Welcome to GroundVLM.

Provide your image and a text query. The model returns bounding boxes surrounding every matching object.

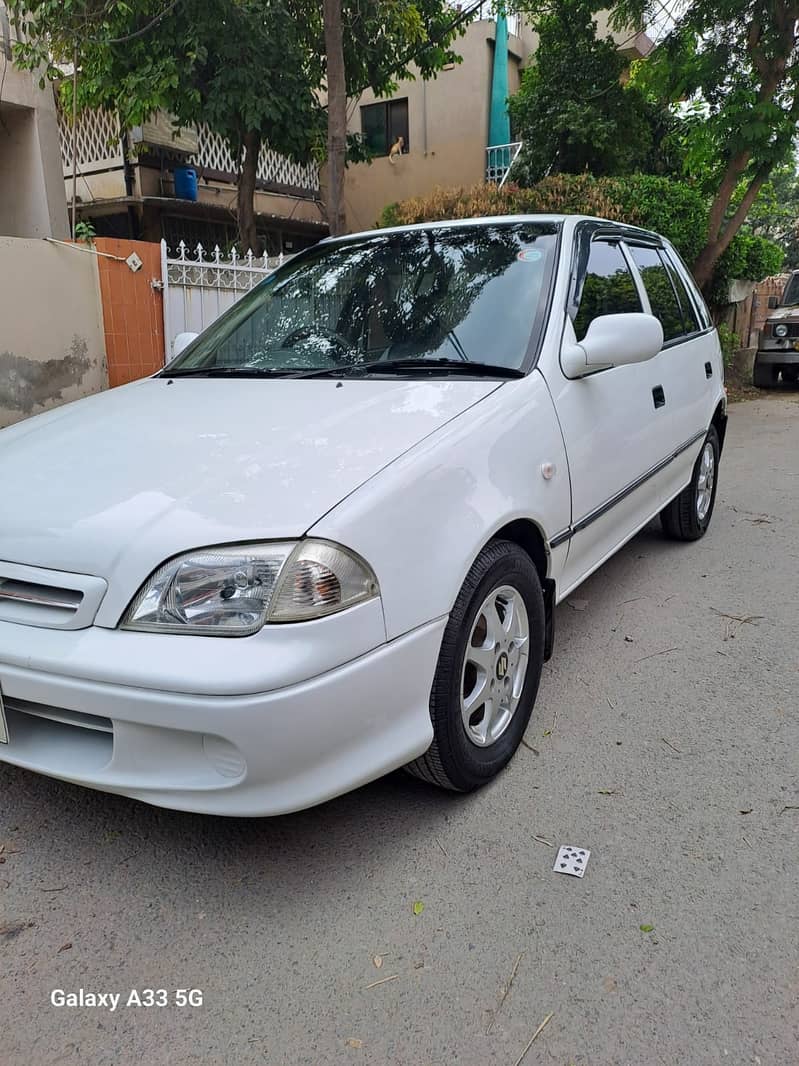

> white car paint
[0,214,725,815]
[0,376,498,622]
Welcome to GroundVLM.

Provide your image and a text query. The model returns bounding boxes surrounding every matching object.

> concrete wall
[0,6,70,239]
[0,237,108,428]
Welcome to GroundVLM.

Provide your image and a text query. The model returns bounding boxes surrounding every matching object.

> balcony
[57,107,320,199]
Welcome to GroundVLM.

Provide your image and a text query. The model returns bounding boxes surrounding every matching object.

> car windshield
[165,221,560,377]
[781,272,799,306]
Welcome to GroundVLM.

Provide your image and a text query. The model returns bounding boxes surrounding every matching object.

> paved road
[2,396,798,1066]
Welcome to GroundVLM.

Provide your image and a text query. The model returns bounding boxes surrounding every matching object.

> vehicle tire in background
[405,540,545,792]
[660,425,720,542]
[753,360,778,388]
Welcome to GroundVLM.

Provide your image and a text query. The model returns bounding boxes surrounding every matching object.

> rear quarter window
[627,245,685,342]
[572,241,642,341]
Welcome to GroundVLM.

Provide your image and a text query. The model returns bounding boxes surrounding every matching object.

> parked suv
[0,215,726,815]
[753,271,799,387]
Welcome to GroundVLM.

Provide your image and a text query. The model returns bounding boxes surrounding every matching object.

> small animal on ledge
[388,136,405,163]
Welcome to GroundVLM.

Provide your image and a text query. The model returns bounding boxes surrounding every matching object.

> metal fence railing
[485,142,522,185]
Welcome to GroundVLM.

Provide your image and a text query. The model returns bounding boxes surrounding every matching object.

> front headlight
[121,540,379,635]
[774,323,789,338]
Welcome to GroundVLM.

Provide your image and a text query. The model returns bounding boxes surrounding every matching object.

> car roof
[321,214,665,246]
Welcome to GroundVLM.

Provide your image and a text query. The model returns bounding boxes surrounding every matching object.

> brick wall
[749,274,790,346]
[94,238,164,387]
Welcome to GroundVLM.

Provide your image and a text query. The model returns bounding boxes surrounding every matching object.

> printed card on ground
[553,845,590,877]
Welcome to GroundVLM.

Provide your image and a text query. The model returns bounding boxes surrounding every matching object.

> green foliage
[381,173,784,303]
[73,219,96,244]
[611,0,799,284]
[509,0,676,184]
[9,0,464,154]
[602,175,709,265]
[10,0,322,163]
[379,202,403,228]
[715,323,740,368]
[615,1,799,190]
[9,0,462,241]
[745,166,799,270]
[709,232,784,305]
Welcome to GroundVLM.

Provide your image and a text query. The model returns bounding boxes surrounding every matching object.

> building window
[361,99,409,157]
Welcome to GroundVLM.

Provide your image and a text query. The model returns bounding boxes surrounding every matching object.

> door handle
[705,361,713,378]
[652,385,666,409]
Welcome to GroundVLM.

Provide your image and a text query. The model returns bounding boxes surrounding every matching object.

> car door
[541,227,669,597]
[624,241,718,500]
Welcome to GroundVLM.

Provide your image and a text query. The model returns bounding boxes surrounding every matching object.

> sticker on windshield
[517,249,542,262]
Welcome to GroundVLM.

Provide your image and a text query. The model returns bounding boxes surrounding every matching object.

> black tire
[660,425,720,542]
[405,540,545,791]
[781,367,799,385]
[753,360,778,388]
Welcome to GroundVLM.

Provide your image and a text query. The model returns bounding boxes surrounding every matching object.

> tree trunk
[323,0,347,236]
[237,129,262,254]
[693,162,771,290]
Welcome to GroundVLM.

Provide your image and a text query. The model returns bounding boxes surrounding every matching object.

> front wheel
[405,540,545,791]
[660,425,720,542]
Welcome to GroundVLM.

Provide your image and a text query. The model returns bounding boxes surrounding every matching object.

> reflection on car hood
[0,376,499,582]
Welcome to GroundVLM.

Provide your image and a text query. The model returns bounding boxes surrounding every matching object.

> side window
[572,241,642,341]
[660,254,700,334]
[628,245,684,342]
[662,249,708,331]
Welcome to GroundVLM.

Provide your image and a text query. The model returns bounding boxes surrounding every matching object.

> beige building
[342,8,651,232]
[0,4,69,239]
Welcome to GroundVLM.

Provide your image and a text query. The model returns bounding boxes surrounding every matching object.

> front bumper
[755,347,799,366]
[0,618,445,816]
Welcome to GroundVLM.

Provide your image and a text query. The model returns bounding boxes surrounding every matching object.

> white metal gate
[160,240,289,361]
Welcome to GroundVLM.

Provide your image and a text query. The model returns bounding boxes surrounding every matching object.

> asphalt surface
[1,394,798,1066]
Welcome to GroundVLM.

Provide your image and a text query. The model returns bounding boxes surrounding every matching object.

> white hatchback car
[0,216,726,815]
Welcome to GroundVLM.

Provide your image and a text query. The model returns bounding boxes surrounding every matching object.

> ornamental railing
[57,106,319,194]
[485,142,522,186]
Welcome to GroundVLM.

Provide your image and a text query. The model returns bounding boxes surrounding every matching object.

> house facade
[57,109,328,255]
[0,3,69,239]
[341,5,652,232]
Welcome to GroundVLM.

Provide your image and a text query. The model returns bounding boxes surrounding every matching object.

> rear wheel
[660,426,719,542]
[405,540,545,791]
[753,360,778,388]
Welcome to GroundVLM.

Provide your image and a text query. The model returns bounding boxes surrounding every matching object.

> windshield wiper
[163,366,291,378]
[298,358,525,379]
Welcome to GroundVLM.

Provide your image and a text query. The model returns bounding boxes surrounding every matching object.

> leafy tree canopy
[9,0,463,245]
[612,0,799,286]
[508,0,678,184]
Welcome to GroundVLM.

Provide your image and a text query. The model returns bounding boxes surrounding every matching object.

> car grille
[0,562,107,629]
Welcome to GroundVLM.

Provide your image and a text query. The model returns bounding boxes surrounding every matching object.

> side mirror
[767,295,779,309]
[561,313,664,379]
[173,331,199,357]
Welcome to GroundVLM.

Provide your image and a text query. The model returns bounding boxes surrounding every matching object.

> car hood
[766,307,799,322]
[0,376,498,583]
